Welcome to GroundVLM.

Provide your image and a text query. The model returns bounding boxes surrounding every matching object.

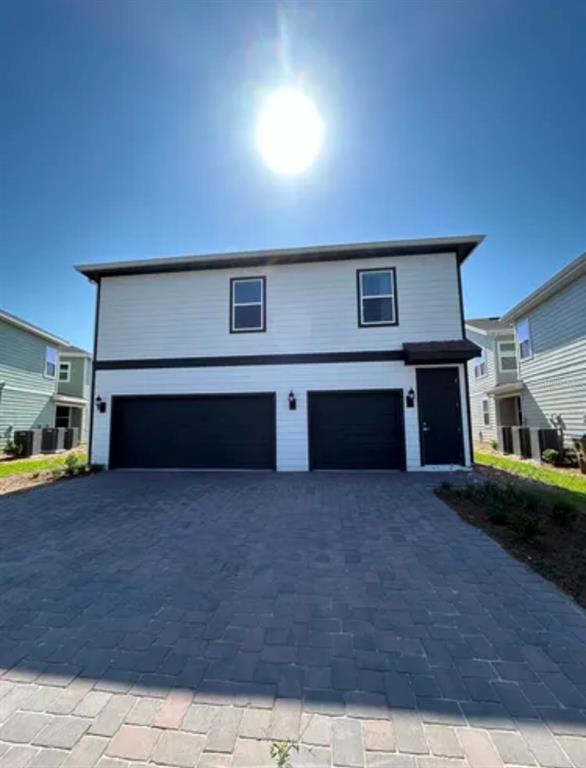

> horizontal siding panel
[96,253,463,360]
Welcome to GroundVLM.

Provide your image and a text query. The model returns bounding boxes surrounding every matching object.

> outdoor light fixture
[95,395,107,413]
[288,391,297,411]
[406,388,415,408]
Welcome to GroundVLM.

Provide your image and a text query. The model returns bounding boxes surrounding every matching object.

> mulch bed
[436,487,586,609]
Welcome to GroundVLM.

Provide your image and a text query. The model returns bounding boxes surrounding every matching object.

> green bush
[64,453,87,477]
[438,480,453,493]
[4,441,23,458]
[491,439,498,450]
[511,513,544,539]
[542,448,560,465]
[549,502,578,527]
[489,509,510,525]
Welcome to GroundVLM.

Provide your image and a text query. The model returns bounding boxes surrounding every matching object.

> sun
[256,88,324,175]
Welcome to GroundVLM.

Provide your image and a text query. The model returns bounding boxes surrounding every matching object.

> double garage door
[109,390,405,471]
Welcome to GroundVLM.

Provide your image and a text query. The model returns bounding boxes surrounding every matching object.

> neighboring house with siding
[501,252,586,444]
[0,309,91,449]
[466,252,586,447]
[76,235,483,472]
[55,346,92,443]
[465,317,519,445]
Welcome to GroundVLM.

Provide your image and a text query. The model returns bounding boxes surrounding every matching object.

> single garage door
[109,394,276,470]
[308,390,405,470]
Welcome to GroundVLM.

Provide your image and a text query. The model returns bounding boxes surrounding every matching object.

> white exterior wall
[96,253,462,360]
[92,362,471,471]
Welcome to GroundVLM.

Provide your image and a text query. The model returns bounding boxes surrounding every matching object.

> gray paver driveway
[0,471,584,768]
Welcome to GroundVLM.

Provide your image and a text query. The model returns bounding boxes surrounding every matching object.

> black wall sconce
[95,395,107,414]
[288,391,297,411]
[406,388,415,408]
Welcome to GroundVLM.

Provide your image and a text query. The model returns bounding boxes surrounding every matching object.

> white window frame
[357,268,398,327]
[230,277,265,333]
[497,340,517,373]
[44,347,57,379]
[474,349,487,379]
[59,361,71,382]
[516,318,532,361]
[482,398,490,426]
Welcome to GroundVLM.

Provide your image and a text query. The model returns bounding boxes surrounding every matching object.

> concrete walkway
[0,471,584,767]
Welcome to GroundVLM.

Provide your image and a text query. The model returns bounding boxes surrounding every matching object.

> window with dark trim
[517,319,532,360]
[230,277,266,332]
[59,361,71,382]
[482,398,490,426]
[357,268,398,327]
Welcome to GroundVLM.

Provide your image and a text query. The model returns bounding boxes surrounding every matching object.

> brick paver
[0,471,584,766]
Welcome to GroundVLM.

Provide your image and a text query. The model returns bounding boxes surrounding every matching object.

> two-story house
[0,309,91,449]
[501,252,586,445]
[466,252,586,451]
[465,317,520,445]
[54,346,92,443]
[76,236,483,472]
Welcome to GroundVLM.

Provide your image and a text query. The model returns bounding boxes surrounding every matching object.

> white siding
[466,329,497,443]
[518,274,586,438]
[96,253,462,360]
[92,362,471,471]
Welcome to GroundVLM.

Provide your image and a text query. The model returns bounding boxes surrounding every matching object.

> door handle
[422,424,430,432]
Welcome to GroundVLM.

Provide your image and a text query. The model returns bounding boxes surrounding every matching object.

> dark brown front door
[417,368,464,465]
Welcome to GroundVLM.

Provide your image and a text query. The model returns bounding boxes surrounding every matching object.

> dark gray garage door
[109,394,276,470]
[308,390,405,470]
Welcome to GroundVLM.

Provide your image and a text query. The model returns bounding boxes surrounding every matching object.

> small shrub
[271,741,299,768]
[64,453,86,477]
[491,439,498,450]
[511,514,544,539]
[438,480,453,493]
[542,448,560,466]
[550,502,578,527]
[4,441,23,458]
[561,448,579,468]
[489,509,510,525]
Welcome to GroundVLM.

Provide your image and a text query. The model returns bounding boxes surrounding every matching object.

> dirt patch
[437,487,586,609]
[0,469,61,496]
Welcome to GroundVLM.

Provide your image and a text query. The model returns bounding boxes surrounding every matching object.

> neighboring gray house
[465,317,520,445]
[0,309,91,449]
[55,346,92,443]
[467,252,586,448]
[501,252,586,444]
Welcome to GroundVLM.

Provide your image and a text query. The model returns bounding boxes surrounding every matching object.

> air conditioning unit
[41,427,66,453]
[13,429,42,457]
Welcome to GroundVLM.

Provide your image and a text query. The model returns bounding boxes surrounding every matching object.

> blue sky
[1,0,585,350]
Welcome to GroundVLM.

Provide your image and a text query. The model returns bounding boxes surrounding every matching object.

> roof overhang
[75,235,485,282]
[487,381,524,397]
[502,252,586,322]
[403,339,481,365]
[52,394,88,407]
[0,310,69,346]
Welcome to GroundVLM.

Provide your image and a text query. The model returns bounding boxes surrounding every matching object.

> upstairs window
[59,362,71,382]
[45,347,57,379]
[231,277,266,333]
[474,348,487,378]
[498,341,517,372]
[517,319,532,360]
[482,399,490,426]
[357,268,398,326]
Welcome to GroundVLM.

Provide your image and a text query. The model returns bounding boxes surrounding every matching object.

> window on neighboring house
[357,268,398,326]
[482,399,490,426]
[45,347,57,378]
[498,341,517,372]
[59,362,71,382]
[230,277,265,332]
[517,319,532,360]
[474,349,487,378]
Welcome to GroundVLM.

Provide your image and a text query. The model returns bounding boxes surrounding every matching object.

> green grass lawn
[474,450,586,498]
[0,452,88,478]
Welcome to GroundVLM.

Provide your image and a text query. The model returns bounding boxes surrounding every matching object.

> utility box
[13,429,42,458]
[64,427,80,450]
[41,427,66,453]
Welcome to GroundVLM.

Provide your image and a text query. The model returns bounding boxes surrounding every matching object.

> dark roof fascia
[402,340,481,365]
[76,237,485,282]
